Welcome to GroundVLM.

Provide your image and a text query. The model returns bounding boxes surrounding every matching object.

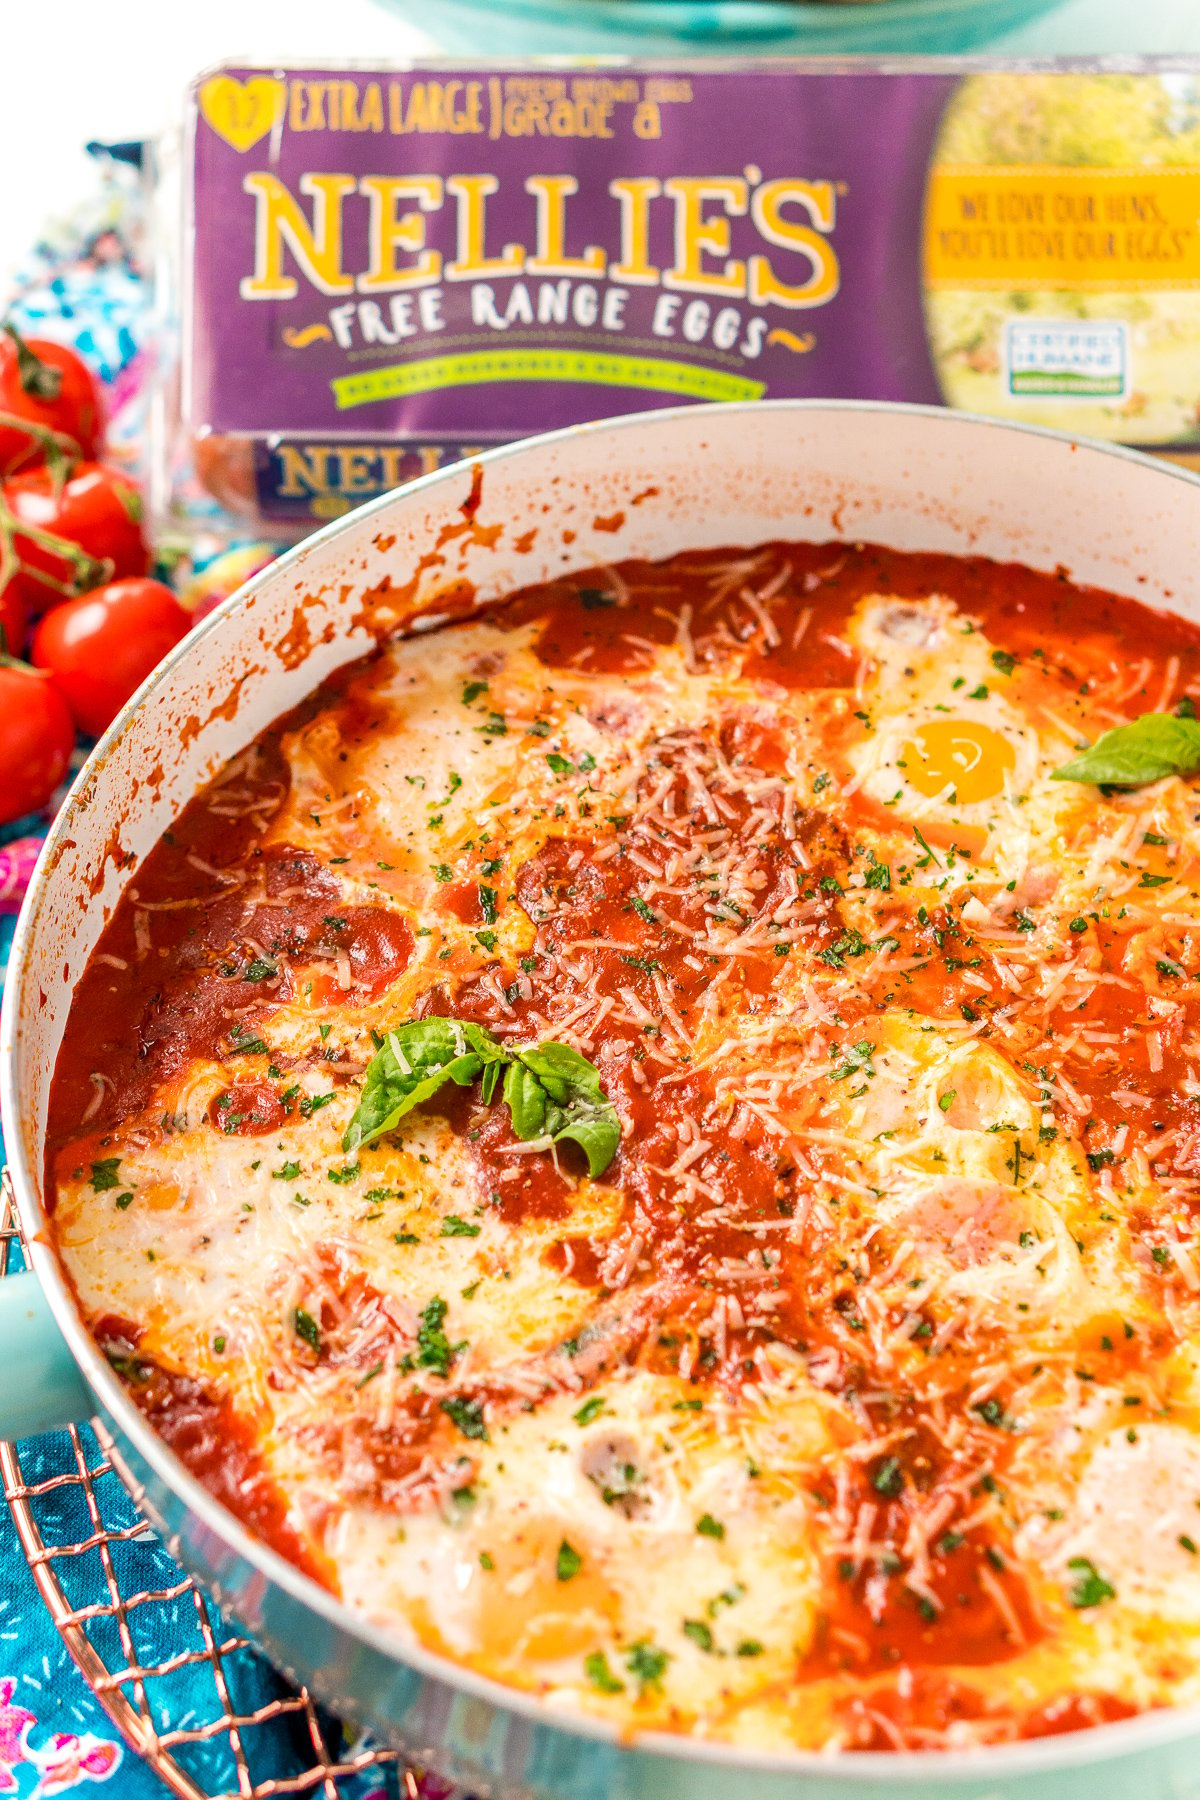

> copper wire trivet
[1,1170,416,1799]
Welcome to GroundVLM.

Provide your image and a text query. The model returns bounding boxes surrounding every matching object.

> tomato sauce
[93,1318,332,1587]
[46,788,413,1158]
[48,539,1200,1749]
[834,1676,1138,1750]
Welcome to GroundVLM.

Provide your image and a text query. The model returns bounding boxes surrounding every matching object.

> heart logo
[198,75,287,153]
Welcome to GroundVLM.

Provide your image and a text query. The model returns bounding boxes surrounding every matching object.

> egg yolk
[471,1521,619,1666]
[902,719,1016,805]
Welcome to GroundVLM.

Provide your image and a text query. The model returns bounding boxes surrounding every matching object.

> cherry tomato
[32,577,190,736]
[0,326,103,477]
[0,576,26,655]
[0,664,74,825]
[3,462,147,610]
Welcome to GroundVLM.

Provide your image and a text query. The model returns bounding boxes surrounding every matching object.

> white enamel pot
[4,401,1200,1800]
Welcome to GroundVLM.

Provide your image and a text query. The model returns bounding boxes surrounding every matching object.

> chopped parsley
[871,1456,904,1498]
[621,953,660,975]
[819,930,867,969]
[829,1040,875,1083]
[583,1651,624,1693]
[416,1297,454,1376]
[293,1307,321,1354]
[242,957,278,982]
[1067,1556,1115,1608]
[556,1539,582,1581]
[441,1215,482,1238]
[973,1398,1017,1431]
[440,1395,488,1441]
[911,830,943,876]
[298,1092,337,1119]
[625,1640,669,1692]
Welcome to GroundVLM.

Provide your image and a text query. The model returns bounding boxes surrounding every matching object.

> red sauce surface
[93,1318,332,1587]
[50,541,1200,1747]
[47,776,413,1158]
[834,1675,1139,1750]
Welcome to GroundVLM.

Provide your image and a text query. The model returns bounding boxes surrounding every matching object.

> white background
[4,0,1200,297]
[0,0,429,296]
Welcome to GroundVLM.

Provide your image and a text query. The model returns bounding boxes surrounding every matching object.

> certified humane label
[1005,320,1128,398]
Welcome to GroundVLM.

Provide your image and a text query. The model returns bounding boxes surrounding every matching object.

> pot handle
[0,1271,93,1441]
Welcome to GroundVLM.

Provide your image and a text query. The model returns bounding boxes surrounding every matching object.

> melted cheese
[49,543,1200,1752]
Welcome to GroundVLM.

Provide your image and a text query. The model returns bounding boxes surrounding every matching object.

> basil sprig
[498,1041,618,1175]
[343,1018,620,1178]
[1051,711,1200,789]
[344,1019,506,1151]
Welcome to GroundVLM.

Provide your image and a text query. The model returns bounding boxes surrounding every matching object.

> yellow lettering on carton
[748,179,839,309]
[663,178,748,297]
[358,176,443,291]
[525,176,605,277]
[240,172,355,299]
[608,177,661,285]
[445,175,524,280]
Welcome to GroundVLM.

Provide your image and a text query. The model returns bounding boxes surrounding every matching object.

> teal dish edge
[380,0,1063,56]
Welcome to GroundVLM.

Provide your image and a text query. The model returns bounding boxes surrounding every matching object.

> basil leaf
[343,1018,506,1151]
[504,1042,620,1178]
[342,1020,620,1178]
[502,1057,547,1140]
[1051,712,1200,789]
[480,1058,505,1105]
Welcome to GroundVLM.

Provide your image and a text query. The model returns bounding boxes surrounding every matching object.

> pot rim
[6,397,1200,1781]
